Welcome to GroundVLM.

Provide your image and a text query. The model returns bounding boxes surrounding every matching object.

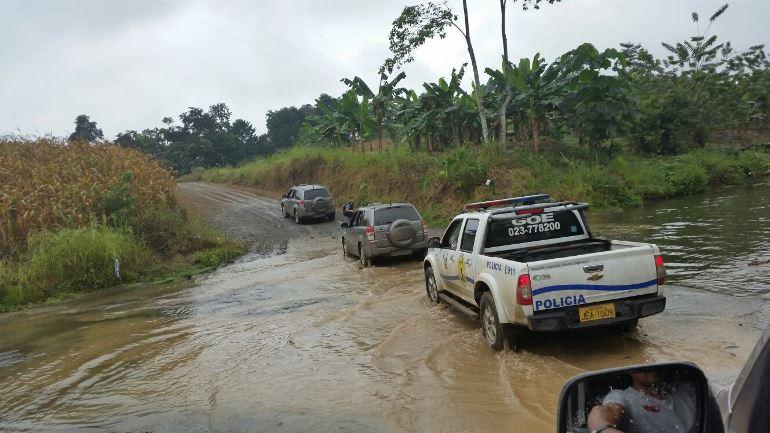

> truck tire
[480,292,505,351]
[618,318,639,333]
[425,266,440,304]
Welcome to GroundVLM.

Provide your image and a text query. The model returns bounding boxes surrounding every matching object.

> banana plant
[342,71,407,151]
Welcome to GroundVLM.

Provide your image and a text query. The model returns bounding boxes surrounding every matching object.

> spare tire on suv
[387,219,418,248]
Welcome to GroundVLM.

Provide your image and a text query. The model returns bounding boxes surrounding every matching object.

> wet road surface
[1,182,768,432]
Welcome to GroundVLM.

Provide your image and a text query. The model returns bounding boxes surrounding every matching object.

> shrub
[192,241,245,269]
[665,163,709,196]
[18,226,154,302]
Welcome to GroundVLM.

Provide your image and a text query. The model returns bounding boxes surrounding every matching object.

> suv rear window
[484,211,585,248]
[373,206,420,225]
[303,188,330,200]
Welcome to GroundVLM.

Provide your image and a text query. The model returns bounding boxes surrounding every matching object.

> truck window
[374,206,420,225]
[484,211,585,249]
[441,220,463,250]
[304,188,330,200]
[460,219,479,252]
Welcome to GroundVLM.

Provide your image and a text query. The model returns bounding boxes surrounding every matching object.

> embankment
[186,145,770,225]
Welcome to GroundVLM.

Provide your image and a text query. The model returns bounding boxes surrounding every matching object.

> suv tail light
[366,226,375,242]
[654,255,666,285]
[516,274,532,306]
[421,220,428,238]
[298,200,305,207]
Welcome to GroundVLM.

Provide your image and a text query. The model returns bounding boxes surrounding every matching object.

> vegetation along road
[1,181,767,432]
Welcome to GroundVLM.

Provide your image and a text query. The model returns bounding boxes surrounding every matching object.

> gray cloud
[1,0,768,138]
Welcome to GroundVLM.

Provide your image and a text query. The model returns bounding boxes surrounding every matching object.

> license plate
[578,303,616,323]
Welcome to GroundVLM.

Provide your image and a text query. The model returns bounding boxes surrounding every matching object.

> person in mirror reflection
[342,198,355,225]
[587,371,696,433]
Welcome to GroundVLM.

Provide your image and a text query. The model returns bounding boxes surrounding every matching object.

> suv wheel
[425,266,440,304]
[359,245,371,268]
[327,213,335,222]
[480,292,505,351]
[342,240,350,258]
[294,210,301,224]
[281,204,289,218]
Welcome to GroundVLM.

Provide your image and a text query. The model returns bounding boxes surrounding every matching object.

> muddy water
[1,184,769,432]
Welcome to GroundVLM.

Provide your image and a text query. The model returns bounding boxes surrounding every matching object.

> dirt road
[0,182,765,432]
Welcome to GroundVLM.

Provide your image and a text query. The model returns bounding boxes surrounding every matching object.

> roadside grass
[187,144,770,227]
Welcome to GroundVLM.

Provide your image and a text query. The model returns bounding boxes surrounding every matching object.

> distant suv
[281,184,336,224]
[341,203,428,267]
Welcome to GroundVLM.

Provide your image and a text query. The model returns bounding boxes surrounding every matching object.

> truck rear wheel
[480,292,505,351]
[618,318,639,333]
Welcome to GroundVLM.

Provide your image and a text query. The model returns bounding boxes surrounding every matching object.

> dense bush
[0,139,245,309]
[14,226,153,304]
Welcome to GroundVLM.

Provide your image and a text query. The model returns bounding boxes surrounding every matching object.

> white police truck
[423,194,667,351]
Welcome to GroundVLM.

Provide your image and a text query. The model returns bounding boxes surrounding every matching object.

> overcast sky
[2,0,768,138]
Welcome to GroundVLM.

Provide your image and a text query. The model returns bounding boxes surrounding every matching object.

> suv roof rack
[464,194,551,211]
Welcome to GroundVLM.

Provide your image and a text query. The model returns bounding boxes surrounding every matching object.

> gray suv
[281,184,336,224]
[341,203,428,267]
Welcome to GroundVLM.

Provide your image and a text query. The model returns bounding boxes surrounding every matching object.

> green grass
[0,218,245,311]
[186,145,770,227]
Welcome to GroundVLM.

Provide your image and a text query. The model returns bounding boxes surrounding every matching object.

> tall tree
[69,114,104,142]
[498,0,562,144]
[383,1,490,143]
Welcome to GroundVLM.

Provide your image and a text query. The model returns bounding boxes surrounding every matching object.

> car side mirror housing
[340,223,348,229]
[427,237,441,249]
[558,362,723,433]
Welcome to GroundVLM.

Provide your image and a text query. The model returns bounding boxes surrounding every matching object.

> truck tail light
[366,226,375,242]
[517,274,532,306]
[654,255,666,285]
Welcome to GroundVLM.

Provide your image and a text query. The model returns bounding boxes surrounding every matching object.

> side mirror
[340,223,348,229]
[557,362,723,433]
[427,237,441,249]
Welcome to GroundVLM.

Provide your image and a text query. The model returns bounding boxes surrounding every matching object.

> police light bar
[464,194,551,211]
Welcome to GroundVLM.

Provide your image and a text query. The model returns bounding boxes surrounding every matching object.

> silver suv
[341,203,428,267]
[281,184,336,224]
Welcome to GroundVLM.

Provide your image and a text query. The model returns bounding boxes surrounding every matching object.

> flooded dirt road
[1,182,768,432]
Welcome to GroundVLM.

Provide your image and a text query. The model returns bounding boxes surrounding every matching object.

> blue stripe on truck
[532,279,657,296]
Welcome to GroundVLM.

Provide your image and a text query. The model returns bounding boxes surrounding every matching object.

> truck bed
[486,238,613,263]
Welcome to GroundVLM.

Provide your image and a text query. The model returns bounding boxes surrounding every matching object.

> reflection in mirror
[427,237,441,249]
[560,364,706,433]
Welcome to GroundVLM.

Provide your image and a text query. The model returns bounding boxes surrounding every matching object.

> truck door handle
[583,264,604,273]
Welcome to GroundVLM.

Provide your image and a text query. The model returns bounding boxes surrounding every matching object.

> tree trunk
[532,118,540,153]
[462,0,489,143]
[499,0,511,148]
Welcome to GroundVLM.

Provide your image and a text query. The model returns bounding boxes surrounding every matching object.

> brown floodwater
[1,183,768,432]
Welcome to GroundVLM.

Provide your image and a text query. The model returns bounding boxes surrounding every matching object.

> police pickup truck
[423,194,666,351]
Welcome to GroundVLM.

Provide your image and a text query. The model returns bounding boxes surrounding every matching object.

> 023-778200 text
[508,222,561,236]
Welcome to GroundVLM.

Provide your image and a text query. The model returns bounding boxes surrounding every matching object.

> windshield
[485,210,585,248]
[304,188,330,200]
[374,206,420,225]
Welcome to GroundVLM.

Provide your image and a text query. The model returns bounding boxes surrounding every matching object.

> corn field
[0,138,176,256]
